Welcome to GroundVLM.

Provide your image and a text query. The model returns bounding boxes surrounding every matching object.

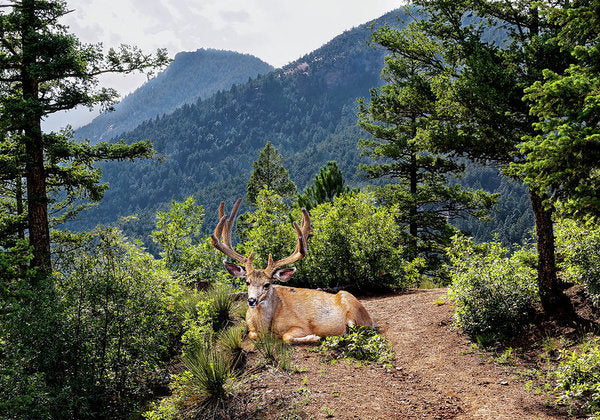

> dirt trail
[253,288,566,419]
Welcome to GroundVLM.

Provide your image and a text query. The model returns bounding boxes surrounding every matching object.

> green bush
[555,218,600,305]
[553,336,600,416]
[296,192,418,291]
[52,227,179,418]
[151,196,228,287]
[447,235,538,341]
[241,190,417,291]
[317,325,394,366]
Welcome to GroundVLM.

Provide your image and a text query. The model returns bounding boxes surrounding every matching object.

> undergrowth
[317,325,394,366]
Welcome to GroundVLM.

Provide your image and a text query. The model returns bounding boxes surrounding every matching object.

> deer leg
[282,328,321,344]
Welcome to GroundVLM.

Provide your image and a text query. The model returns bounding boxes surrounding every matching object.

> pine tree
[297,161,351,210]
[246,141,296,206]
[515,0,600,218]
[401,0,574,312]
[358,23,496,271]
[0,0,168,274]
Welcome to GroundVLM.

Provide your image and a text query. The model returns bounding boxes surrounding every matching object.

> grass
[254,332,293,371]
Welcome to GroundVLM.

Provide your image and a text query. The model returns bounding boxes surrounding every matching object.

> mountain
[74,49,274,143]
[69,9,533,251]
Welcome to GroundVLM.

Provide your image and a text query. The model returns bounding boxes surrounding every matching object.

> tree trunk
[22,0,51,275]
[529,189,568,313]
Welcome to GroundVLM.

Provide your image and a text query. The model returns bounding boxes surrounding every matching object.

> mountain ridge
[74,48,274,143]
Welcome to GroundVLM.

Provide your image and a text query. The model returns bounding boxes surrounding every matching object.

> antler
[264,208,312,277]
[211,198,255,270]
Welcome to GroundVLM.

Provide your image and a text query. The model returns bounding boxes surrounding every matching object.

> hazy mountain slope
[72,11,401,231]
[74,49,274,143]
[69,9,532,249]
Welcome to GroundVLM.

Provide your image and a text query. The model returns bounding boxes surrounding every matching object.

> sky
[42,0,403,132]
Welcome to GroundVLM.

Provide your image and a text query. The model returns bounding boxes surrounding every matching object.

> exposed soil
[241,288,571,419]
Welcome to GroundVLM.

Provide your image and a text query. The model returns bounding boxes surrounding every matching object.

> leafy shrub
[447,235,538,341]
[296,192,418,291]
[52,227,179,418]
[317,325,394,366]
[151,196,228,287]
[239,188,297,268]
[553,336,600,416]
[241,190,417,291]
[555,218,600,305]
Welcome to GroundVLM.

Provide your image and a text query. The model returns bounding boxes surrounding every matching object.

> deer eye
[263,283,271,289]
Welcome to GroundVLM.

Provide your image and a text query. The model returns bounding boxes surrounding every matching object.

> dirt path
[251,288,566,419]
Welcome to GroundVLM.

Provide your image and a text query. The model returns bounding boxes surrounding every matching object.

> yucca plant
[206,283,242,332]
[183,341,233,402]
[254,332,292,371]
[218,324,248,371]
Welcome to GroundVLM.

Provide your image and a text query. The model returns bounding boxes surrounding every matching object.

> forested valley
[2,0,600,418]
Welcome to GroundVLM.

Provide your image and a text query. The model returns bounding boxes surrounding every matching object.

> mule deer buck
[211,198,373,344]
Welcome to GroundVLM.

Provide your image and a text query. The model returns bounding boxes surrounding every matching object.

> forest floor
[234,288,578,419]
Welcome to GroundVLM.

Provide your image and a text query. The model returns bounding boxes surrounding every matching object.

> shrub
[296,192,418,291]
[553,336,600,416]
[317,325,394,366]
[151,196,228,287]
[555,218,600,305]
[51,227,179,418]
[447,235,538,341]
[240,190,417,292]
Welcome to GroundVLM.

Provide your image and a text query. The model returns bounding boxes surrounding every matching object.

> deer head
[211,198,312,308]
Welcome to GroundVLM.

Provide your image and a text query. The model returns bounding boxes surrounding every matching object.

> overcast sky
[43,0,403,131]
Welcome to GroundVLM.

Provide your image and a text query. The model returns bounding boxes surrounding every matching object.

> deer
[211,198,374,344]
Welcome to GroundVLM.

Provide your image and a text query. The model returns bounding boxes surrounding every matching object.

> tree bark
[22,0,51,275]
[529,189,567,313]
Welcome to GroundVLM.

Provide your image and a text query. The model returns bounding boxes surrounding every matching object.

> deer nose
[247,297,258,307]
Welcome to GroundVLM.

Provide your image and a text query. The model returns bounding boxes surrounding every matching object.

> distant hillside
[69,9,533,250]
[74,49,274,143]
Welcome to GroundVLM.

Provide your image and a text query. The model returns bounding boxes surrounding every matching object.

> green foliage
[297,161,351,210]
[239,188,296,267]
[447,235,538,341]
[254,333,293,371]
[318,325,394,366]
[553,336,600,416]
[294,192,419,291]
[555,218,600,305]
[515,0,600,218]
[52,227,178,418]
[151,197,226,286]
[246,141,297,206]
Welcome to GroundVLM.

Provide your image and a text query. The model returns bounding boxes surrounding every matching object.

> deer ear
[272,267,296,282]
[223,261,246,277]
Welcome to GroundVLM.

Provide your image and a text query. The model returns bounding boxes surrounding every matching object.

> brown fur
[246,284,373,344]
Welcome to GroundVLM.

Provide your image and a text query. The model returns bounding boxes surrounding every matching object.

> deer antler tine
[229,198,242,222]
[265,209,312,277]
[211,199,251,266]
